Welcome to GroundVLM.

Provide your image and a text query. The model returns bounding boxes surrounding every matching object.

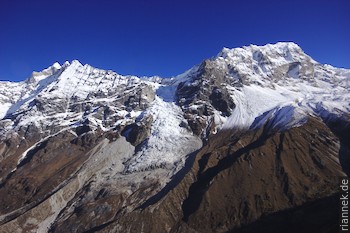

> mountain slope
[0,42,349,233]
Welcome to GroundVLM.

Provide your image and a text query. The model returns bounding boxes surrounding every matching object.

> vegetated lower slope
[0,42,349,233]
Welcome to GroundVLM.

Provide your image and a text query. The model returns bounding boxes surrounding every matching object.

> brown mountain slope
[38,115,346,233]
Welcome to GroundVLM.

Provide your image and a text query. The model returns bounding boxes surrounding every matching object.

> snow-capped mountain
[175,42,349,136]
[0,59,202,175]
[0,42,349,233]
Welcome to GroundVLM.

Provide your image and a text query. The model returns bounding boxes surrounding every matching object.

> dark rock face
[122,114,153,146]
[209,87,235,116]
[124,84,155,111]
[176,60,237,138]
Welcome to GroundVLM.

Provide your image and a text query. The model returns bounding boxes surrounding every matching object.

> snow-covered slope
[1,60,152,138]
[220,43,349,128]
[0,81,24,119]
[0,62,65,119]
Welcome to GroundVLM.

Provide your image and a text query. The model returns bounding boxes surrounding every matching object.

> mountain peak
[52,62,61,70]
[26,62,63,84]
[218,42,304,60]
[70,59,82,66]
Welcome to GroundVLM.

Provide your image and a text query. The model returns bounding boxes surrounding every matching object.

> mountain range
[0,42,349,233]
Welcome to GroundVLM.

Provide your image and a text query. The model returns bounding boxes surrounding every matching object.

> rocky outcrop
[176,60,237,138]
[122,114,153,146]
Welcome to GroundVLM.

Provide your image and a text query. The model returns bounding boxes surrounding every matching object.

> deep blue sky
[0,0,349,81]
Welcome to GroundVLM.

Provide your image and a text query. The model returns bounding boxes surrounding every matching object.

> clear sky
[0,0,349,81]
